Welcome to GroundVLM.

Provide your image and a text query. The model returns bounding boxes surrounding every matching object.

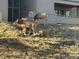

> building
[0,0,36,22]
[50,0,79,24]
[36,0,79,24]
[8,0,36,22]
[0,0,79,24]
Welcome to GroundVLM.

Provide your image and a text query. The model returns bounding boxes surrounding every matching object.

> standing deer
[13,12,48,36]
[34,12,48,36]
[34,12,48,26]
[13,18,37,36]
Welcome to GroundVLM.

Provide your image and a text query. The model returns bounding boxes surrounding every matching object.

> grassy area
[0,22,79,59]
[0,37,78,59]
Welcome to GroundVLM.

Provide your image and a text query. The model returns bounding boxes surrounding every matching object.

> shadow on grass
[0,38,73,59]
[0,38,33,52]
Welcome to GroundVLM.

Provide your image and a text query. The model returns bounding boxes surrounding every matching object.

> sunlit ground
[0,22,79,59]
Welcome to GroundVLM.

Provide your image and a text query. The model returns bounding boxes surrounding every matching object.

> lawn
[0,22,79,59]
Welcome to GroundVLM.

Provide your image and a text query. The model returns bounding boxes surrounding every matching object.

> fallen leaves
[0,22,20,37]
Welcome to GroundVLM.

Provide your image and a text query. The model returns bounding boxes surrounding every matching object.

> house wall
[0,0,8,21]
[54,0,79,6]
[36,0,54,14]
[36,0,79,24]
[71,0,79,2]
[48,14,79,24]
[36,0,56,23]
[0,0,79,24]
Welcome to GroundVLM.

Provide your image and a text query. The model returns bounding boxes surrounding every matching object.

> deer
[34,12,48,37]
[13,12,48,36]
[13,18,37,36]
[34,12,48,26]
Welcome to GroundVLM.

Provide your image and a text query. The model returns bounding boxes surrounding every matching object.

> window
[13,0,20,7]
[13,8,19,21]
[8,8,12,21]
[55,10,66,16]
[8,0,20,22]
[76,6,79,16]
[55,10,70,17]
[8,0,12,7]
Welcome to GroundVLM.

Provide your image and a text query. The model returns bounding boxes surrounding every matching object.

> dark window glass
[8,0,12,7]
[8,0,32,22]
[13,0,19,7]
[76,7,79,16]
[13,8,19,21]
[8,8,12,21]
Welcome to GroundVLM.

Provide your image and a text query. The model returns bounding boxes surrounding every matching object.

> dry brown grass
[0,22,79,59]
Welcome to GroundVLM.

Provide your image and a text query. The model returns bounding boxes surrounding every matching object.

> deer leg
[28,27,32,35]
[22,28,27,36]
[32,23,37,35]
